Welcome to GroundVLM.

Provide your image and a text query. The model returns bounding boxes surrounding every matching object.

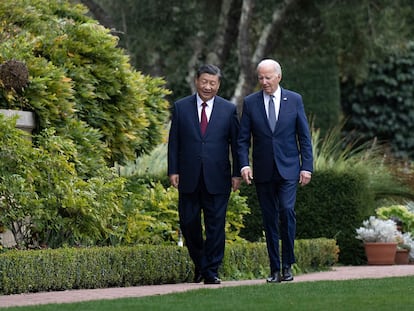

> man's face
[257,64,281,95]
[195,73,220,102]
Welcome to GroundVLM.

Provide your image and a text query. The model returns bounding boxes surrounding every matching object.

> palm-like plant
[311,118,414,202]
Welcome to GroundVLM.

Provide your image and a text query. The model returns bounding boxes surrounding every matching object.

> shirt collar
[196,94,214,107]
[263,86,281,102]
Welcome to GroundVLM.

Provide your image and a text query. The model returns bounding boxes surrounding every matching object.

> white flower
[356,216,400,243]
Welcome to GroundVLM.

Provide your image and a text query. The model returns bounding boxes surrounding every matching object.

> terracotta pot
[364,242,398,265]
[395,248,410,265]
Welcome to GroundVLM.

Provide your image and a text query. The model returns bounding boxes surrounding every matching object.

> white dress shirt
[197,94,214,122]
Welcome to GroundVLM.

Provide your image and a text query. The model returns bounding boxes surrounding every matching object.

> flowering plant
[356,216,401,243]
[398,232,414,251]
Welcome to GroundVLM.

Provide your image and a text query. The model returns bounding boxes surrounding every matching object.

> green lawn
[4,276,414,311]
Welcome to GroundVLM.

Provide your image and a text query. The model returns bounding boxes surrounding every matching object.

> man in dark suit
[168,64,241,285]
[238,59,313,283]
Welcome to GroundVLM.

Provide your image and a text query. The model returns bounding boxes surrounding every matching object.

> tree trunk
[231,0,254,114]
[79,0,116,31]
[232,0,302,111]
[186,32,206,94]
[206,0,240,69]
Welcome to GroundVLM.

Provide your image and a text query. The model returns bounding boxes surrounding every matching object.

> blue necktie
[268,95,276,131]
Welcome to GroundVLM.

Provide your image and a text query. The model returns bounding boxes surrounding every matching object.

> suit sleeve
[237,100,251,170]
[230,105,241,177]
[296,97,313,173]
[167,102,179,176]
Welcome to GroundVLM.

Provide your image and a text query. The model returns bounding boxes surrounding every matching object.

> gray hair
[257,59,282,76]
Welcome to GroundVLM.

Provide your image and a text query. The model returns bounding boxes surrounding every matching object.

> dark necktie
[268,95,276,131]
[200,102,208,135]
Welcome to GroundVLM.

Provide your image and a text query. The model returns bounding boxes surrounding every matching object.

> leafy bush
[0,114,128,249]
[118,176,250,246]
[376,204,414,235]
[0,0,170,167]
[0,239,338,295]
[341,41,414,159]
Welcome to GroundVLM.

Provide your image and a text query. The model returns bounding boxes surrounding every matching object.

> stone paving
[1,265,414,308]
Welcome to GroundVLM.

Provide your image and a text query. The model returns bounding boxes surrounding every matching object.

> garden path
[1,265,414,308]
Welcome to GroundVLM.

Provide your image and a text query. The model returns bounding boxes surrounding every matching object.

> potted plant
[356,216,401,265]
[395,232,414,264]
[376,204,414,264]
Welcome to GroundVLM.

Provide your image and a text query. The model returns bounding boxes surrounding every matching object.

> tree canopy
[89,0,414,132]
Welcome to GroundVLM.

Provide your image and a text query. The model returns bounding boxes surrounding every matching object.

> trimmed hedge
[296,169,374,265]
[0,239,338,295]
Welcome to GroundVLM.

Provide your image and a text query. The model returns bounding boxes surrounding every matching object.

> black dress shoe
[204,276,221,285]
[193,268,203,283]
[282,267,294,281]
[193,273,203,283]
[266,272,282,283]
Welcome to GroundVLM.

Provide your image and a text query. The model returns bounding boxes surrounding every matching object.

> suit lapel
[279,88,288,118]
[189,95,202,136]
[257,92,274,133]
[205,97,221,136]
[257,92,269,127]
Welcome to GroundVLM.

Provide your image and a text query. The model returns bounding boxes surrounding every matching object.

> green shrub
[341,41,414,159]
[376,204,414,235]
[0,239,338,295]
[0,0,170,167]
[296,169,374,265]
[0,114,128,249]
[118,177,250,246]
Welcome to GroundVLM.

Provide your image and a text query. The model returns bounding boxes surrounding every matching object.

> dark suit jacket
[168,94,240,194]
[238,88,313,182]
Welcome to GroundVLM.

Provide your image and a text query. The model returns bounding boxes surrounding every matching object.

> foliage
[355,216,401,243]
[0,239,338,295]
[312,120,414,202]
[0,115,42,248]
[94,0,217,100]
[341,41,414,159]
[317,0,414,83]
[120,181,180,246]
[283,56,340,135]
[0,114,128,249]
[376,204,414,235]
[117,142,169,178]
[118,176,250,246]
[0,113,248,249]
[296,169,373,265]
[225,190,250,243]
[92,0,414,135]
[375,203,414,257]
[0,0,170,166]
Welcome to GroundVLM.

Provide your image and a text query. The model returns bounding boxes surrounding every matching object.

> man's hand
[232,177,242,192]
[169,174,179,188]
[241,167,253,185]
[299,171,311,186]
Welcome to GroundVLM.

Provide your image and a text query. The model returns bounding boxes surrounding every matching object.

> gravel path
[1,265,414,308]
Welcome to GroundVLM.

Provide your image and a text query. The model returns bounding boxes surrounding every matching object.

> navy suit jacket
[168,94,240,194]
[238,88,313,182]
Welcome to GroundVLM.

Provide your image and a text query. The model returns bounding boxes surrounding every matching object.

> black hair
[196,64,222,80]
